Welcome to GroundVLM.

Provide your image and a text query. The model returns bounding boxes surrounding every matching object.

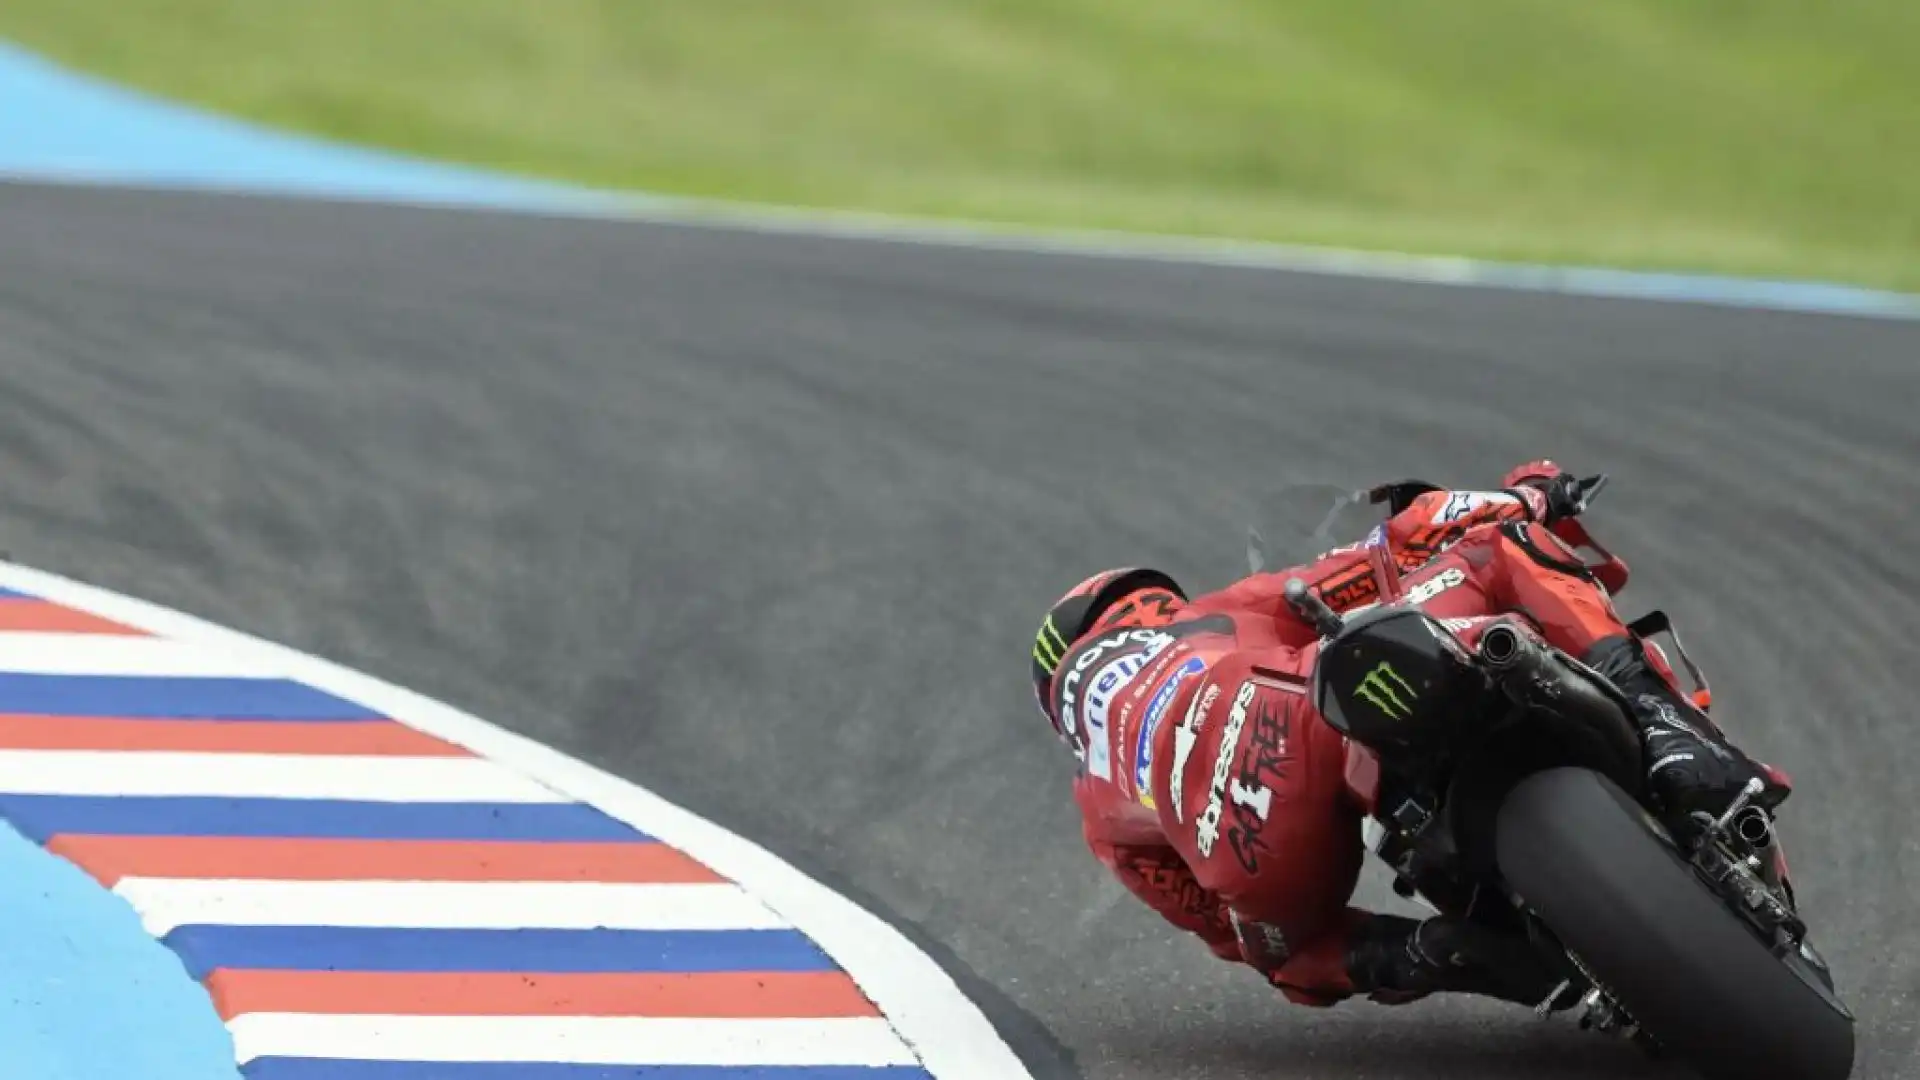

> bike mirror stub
[1284,577,1345,638]
[1313,608,1479,758]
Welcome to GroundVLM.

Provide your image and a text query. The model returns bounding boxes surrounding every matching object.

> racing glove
[1509,471,1587,524]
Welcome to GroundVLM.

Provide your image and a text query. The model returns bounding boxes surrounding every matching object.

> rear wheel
[1495,767,1854,1080]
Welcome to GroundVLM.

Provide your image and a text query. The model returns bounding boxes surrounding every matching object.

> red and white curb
[0,561,1032,1079]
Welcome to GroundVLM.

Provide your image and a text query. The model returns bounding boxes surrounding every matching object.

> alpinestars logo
[1195,682,1259,857]
[1354,662,1417,721]
[1405,567,1466,605]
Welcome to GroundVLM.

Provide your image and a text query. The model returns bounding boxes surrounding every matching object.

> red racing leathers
[1060,484,1691,1005]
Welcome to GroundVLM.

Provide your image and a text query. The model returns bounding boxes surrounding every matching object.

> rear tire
[1495,767,1854,1080]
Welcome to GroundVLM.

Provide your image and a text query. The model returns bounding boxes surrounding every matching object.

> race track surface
[2,181,1916,1080]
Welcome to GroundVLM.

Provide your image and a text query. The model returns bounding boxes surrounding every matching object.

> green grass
[4,1,1917,289]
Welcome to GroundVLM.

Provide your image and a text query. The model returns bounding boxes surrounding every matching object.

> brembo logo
[1353,662,1417,721]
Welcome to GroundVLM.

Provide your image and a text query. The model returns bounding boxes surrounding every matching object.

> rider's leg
[1191,651,1567,1008]
[1478,522,1777,818]
[1260,909,1573,1008]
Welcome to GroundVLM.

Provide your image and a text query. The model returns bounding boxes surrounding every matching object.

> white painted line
[0,749,565,802]
[226,1014,920,1067]
[600,199,1920,321]
[115,878,787,934]
[0,561,1037,1079]
[0,632,271,677]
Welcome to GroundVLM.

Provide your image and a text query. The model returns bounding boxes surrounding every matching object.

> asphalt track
[1,180,1917,1080]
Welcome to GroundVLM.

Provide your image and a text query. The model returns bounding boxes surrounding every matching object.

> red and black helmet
[1029,566,1187,740]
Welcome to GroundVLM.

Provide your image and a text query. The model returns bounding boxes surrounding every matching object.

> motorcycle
[1246,476,1855,1080]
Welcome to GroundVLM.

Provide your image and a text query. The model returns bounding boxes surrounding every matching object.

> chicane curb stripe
[0,672,384,718]
[0,795,652,841]
[120,879,788,934]
[225,1014,918,1067]
[163,926,838,978]
[203,971,881,1019]
[0,716,469,754]
[245,1064,934,1079]
[0,561,1032,1077]
[0,633,280,677]
[0,748,568,801]
[51,835,723,885]
[0,597,145,634]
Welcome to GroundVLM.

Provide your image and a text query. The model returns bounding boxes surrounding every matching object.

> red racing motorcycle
[1250,477,1855,1080]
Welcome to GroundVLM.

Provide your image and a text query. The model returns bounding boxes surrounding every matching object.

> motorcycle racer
[1028,462,1781,1006]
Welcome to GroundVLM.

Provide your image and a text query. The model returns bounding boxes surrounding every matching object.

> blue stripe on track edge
[0,795,652,842]
[0,673,384,719]
[166,926,838,978]
[245,1063,935,1080]
[0,589,36,600]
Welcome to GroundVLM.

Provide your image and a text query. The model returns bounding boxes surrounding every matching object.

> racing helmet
[1029,567,1187,740]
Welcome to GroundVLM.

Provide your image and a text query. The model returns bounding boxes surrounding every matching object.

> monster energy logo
[1353,662,1417,721]
[1032,615,1070,673]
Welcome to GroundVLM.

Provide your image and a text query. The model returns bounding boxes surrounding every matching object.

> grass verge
[3,0,1916,290]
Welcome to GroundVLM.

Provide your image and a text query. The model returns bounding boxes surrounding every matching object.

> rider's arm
[1083,832,1243,962]
[1182,485,1548,625]
[1386,487,1548,571]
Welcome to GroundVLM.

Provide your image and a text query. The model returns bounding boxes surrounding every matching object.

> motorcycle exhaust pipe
[1477,622,1530,670]
[1731,805,1774,851]
[1478,619,1646,782]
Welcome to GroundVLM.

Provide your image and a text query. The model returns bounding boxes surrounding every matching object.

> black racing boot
[1346,914,1577,1008]
[1582,637,1780,822]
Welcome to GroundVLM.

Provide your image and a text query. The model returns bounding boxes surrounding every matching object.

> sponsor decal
[1196,682,1262,857]
[1170,681,1220,823]
[1134,656,1205,807]
[1083,651,1151,781]
[1122,851,1230,937]
[1058,628,1172,739]
[1354,662,1418,722]
[1120,640,1194,734]
[1317,566,1377,612]
[1405,566,1466,605]
[1032,613,1070,673]
[1435,492,1474,524]
[1432,491,1517,525]
[1223,695,1290,874]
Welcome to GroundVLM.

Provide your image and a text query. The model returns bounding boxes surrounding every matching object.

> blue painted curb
[0,42,623,213]
[0,821,240,1080]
